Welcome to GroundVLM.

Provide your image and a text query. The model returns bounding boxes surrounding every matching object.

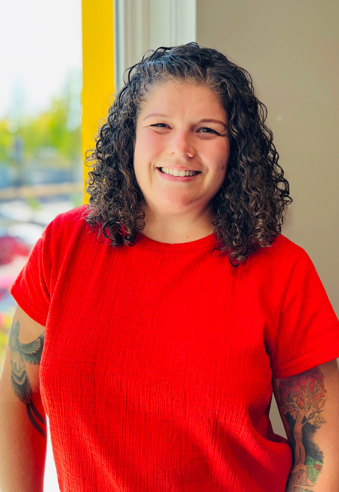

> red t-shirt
[10,205,339,492]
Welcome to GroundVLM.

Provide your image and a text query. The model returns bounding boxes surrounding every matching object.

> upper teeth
[160,168,198,177]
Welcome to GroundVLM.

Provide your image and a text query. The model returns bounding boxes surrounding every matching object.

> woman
[1,43,339,492]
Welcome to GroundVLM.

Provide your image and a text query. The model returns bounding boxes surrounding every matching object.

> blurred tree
[0,120,14,162]
[0,71,82,170]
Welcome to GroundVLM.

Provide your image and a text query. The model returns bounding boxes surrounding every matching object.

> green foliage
[26,196,42,211]
[0,73,82,168]
[0,120,14,162]
[20,97,81,161]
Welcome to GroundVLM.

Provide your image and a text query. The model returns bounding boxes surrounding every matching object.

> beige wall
[196,0,339,437]
[197,0,339,313]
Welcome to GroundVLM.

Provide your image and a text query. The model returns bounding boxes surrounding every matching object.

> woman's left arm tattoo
[274,367,327,491]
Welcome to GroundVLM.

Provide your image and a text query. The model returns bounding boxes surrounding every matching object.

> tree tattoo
[9,320,46,439]
[276,367,327,491]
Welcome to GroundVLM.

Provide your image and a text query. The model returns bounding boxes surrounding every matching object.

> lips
[159,167,200,177]
[157,166,201,176]
[156,167,201,181]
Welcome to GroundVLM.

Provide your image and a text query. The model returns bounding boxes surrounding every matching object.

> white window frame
[114,0,196,91]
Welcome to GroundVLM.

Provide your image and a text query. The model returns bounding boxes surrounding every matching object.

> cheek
[206,144,230,175]
[134,130,163,166]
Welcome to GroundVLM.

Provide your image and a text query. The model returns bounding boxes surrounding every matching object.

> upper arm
[273,359,339,486]
[0,305,45,404]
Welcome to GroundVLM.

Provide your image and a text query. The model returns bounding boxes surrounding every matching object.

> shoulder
[39,205,97,265]
[244,234,318,292]
[49,204,90,231]
[45,205,92,242]
[265,234,304,259]
[254,234,308,270]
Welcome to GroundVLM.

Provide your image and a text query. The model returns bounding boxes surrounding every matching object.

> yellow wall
[82,0,115,203]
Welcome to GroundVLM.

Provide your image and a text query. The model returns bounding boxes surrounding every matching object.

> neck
[140,206,215,244]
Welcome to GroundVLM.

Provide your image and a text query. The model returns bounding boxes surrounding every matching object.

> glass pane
[0,0,82,489]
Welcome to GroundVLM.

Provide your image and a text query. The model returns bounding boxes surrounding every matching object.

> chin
[160,193,193,207]
[161,199,205,215]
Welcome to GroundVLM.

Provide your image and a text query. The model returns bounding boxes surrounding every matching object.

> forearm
[275,361,339,492]
[286,462,337,492]
[285,463,315,492]
[0,398,46,492]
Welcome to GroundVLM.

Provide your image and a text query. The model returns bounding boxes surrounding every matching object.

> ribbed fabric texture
[10,206,339,492]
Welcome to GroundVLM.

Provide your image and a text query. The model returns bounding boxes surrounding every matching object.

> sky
[0,0,82,118]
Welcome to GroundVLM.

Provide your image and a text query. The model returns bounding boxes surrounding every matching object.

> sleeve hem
[272,344,339,379]
[11,286,48,327]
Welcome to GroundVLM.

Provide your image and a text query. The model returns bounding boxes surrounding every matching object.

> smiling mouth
[158,167,201,177]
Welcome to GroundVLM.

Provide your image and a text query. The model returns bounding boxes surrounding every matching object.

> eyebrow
[199,118,228,129]
[142,112,228,129]
[143,112,168,121]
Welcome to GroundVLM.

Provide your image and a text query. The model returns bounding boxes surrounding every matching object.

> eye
[150,123,169,128]
[198,127,220,135]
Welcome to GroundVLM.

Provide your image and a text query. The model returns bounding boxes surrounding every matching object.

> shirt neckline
[135,232,217,253]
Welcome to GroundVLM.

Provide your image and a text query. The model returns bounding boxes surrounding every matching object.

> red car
[0,235,30,266]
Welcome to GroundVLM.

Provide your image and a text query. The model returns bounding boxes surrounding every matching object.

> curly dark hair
[85,42,292,266]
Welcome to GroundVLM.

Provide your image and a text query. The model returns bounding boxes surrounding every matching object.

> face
[134,82,230,217]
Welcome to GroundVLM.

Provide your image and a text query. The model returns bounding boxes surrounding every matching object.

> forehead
[139,82,227,120]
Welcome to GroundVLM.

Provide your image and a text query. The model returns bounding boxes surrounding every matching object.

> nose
[166,130,195,159]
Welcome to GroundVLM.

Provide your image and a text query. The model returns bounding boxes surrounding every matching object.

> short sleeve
[271,249,339,379]
[10,221,53,326]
